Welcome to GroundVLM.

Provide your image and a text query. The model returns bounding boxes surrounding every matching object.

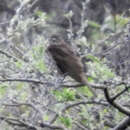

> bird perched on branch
[47,34,96,96]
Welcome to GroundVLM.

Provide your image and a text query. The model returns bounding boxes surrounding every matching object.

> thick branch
[104,88,130,116]
[112,117,130,130]
[0,78,105,90]
[111,87,129,101]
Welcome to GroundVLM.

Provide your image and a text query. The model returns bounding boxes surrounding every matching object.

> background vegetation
[0,0,130,130]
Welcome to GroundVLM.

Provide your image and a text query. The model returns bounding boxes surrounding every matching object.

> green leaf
[59,116,72,127]
[32,44,47,72]
[116,15,129,27]
[77,86,93,97]
[88,58,115,80]
[0,83,8,98]
[35,11,47,20]
[16,83,24,90]
[53,90,63,101]
[103,108,108,113]
[86,54,100,63]
[19,91,28,101]
[35,60,47,72]
[85,86,94,97]
[43,115,49,121]
[35,11,43,17]
[53,88,76,101]
[87,76,95,82]
[32,45,45,60]
[15,60,23,68]
[88,20,101,29]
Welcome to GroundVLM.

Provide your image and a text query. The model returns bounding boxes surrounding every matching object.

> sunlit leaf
[16,83,24,90]
[0,84,8,98]
[77,86,93,97]
[35,11,47,20]
[43,115,49,121]
[59,116,72,127]
[19,91,28,101]
[35,60,47,72]
[88,20,101,29]
[53,88,76,101]
[15,60,23,68]
[116,15,129,27]
[86,54,100,63]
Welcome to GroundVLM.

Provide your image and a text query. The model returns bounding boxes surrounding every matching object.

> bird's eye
[50,35,60,42]
[52,37,56,42]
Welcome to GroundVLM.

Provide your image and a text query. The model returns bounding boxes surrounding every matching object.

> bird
[47,34,96,96]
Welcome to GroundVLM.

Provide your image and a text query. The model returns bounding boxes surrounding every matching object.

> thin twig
[62,100,108,113]
[0,50,18,61]
[0,78,48,84]
[111,87,129,101]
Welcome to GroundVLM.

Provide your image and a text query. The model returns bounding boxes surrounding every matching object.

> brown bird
[47,35,96,96]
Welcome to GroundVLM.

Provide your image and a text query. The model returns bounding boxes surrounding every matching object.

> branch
[112,117,130,130]
[0,116,37,130]
[0,50,18,61]
[0,78,106,90]
[74,121,88,130]
[0,78,51,85]
[62,100,108,113]
[0,116,64,130]
[111,87,129,101]
[39,122,64,130]
[3,102,41,114]
[104,88,130,116]
[3,100,61,126]
[61,83,105,90]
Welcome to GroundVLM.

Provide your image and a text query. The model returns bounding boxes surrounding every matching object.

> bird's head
[49,34,63,44]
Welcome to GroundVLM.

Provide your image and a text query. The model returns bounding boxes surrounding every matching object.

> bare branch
[104,88,130,116]
[0,116,37,130]
[0,78,50,85]
[0,78,106,90]
[39,122,65,130]
[112,117,130,130]
[111,87,129,101]
[61,83,106,90]
[0,50,18,62]
[62,100,108,113]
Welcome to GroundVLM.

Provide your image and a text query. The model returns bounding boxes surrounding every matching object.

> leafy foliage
[0,0,129,130]
[53,88,76,101]
[59,116,72,128]
[31,44,47,72]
